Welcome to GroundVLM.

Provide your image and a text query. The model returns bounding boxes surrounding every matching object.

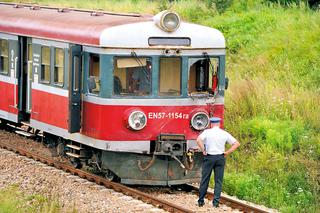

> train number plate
[148,112,189,119]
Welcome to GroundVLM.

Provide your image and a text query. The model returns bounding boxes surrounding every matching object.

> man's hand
[203,151,207,156]
[224,141,240,157]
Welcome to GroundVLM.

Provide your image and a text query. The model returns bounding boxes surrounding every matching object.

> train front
[82,11,226,185]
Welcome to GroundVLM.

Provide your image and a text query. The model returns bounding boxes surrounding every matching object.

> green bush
[203,0,233,13]
[240,117,304,153]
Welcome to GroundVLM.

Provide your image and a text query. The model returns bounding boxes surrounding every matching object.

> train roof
[0,3,225,49]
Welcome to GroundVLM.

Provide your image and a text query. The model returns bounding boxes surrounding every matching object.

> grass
[2,0,320,212]
[0,185,62,213]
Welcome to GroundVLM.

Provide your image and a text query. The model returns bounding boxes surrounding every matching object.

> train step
[15,130,34,138]
[66,152,81,158]
[66,144,83,150]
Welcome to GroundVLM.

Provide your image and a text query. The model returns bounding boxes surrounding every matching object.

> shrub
[203,0,233,13]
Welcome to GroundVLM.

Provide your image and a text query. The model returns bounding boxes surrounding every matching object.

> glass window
[27,43,32,62]
[87,54,100,94]
[0,39,9,75]
[54,48,64,86]
[159,57,181,96]
[113,57,152,96]
[41,46,50,83]
[188,57,219,94]
[73,56,80,91]
[27,43,33,80]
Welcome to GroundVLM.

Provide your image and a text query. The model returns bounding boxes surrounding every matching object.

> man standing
[197,117,240,208]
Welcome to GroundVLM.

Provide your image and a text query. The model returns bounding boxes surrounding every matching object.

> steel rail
[0,141,193,213]
[183,184,270,213]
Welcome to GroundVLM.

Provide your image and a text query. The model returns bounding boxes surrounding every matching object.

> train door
[68,45,82,133]
[18,36,32,122]
[0,34,19,123]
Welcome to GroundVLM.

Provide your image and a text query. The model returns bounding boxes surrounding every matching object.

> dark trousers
[198,154,225,205]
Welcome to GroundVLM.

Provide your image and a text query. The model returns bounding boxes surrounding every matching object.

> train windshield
[159,57,181,96]
[188,57,219,94]
[113,57,152,96]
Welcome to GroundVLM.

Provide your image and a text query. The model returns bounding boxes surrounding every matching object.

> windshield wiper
[131,51,150,81]
[203,52,215,75]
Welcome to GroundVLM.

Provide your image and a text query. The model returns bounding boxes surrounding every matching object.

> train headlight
[191,112,209,131]
[128,111,147,131]
[154,10,181,32]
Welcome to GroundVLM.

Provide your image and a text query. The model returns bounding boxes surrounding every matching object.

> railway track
[0,129,270,213]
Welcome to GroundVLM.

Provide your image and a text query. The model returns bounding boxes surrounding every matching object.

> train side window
[159,57,181,96]
[88,54,100,95]
[41,46,50,83]
[0,39,9,75]
[54,48,64,86]
[188,57,219,94]
[113,57,152,96]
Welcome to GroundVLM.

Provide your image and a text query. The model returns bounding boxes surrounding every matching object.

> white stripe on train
[0,109,18,123]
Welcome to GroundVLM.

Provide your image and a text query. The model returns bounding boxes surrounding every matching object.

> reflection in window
[54,48,64,86]
[88,54,100,94]
[41,46,50,83]
[0,39,9,75]
[113,57,151,96]
[188,57,219,94]
[159,58,181,96]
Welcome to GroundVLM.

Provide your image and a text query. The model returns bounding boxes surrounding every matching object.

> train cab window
[159,58,181,96]
[113,57,152,96]
[54,48,64,86]
[41,46,50,83]
[28,43,32,62]
[0,39,9,75]
[188,57,219,94]
[88,54,100,95]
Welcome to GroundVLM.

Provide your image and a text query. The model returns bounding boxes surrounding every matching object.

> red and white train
[0,3,227,185]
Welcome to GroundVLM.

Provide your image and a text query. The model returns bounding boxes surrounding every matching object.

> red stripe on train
[0,81,18,114]
[31,89,68,129]
[82,101,225,141]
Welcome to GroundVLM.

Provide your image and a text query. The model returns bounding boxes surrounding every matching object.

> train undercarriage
[0,119,202,186]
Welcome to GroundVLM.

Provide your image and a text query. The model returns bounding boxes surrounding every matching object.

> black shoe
[198,202,205,207]
[213,202,219,208]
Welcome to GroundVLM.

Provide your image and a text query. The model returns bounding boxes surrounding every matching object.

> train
[0,2,227,185]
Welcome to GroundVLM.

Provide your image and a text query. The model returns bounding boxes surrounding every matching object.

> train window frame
[87,53,100,96]
[40,46,51,84]
[158,57,182,97]
[0,39,9,76]
[188,56,219,94]
[113,56,152,97]
[53,47,64,87]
